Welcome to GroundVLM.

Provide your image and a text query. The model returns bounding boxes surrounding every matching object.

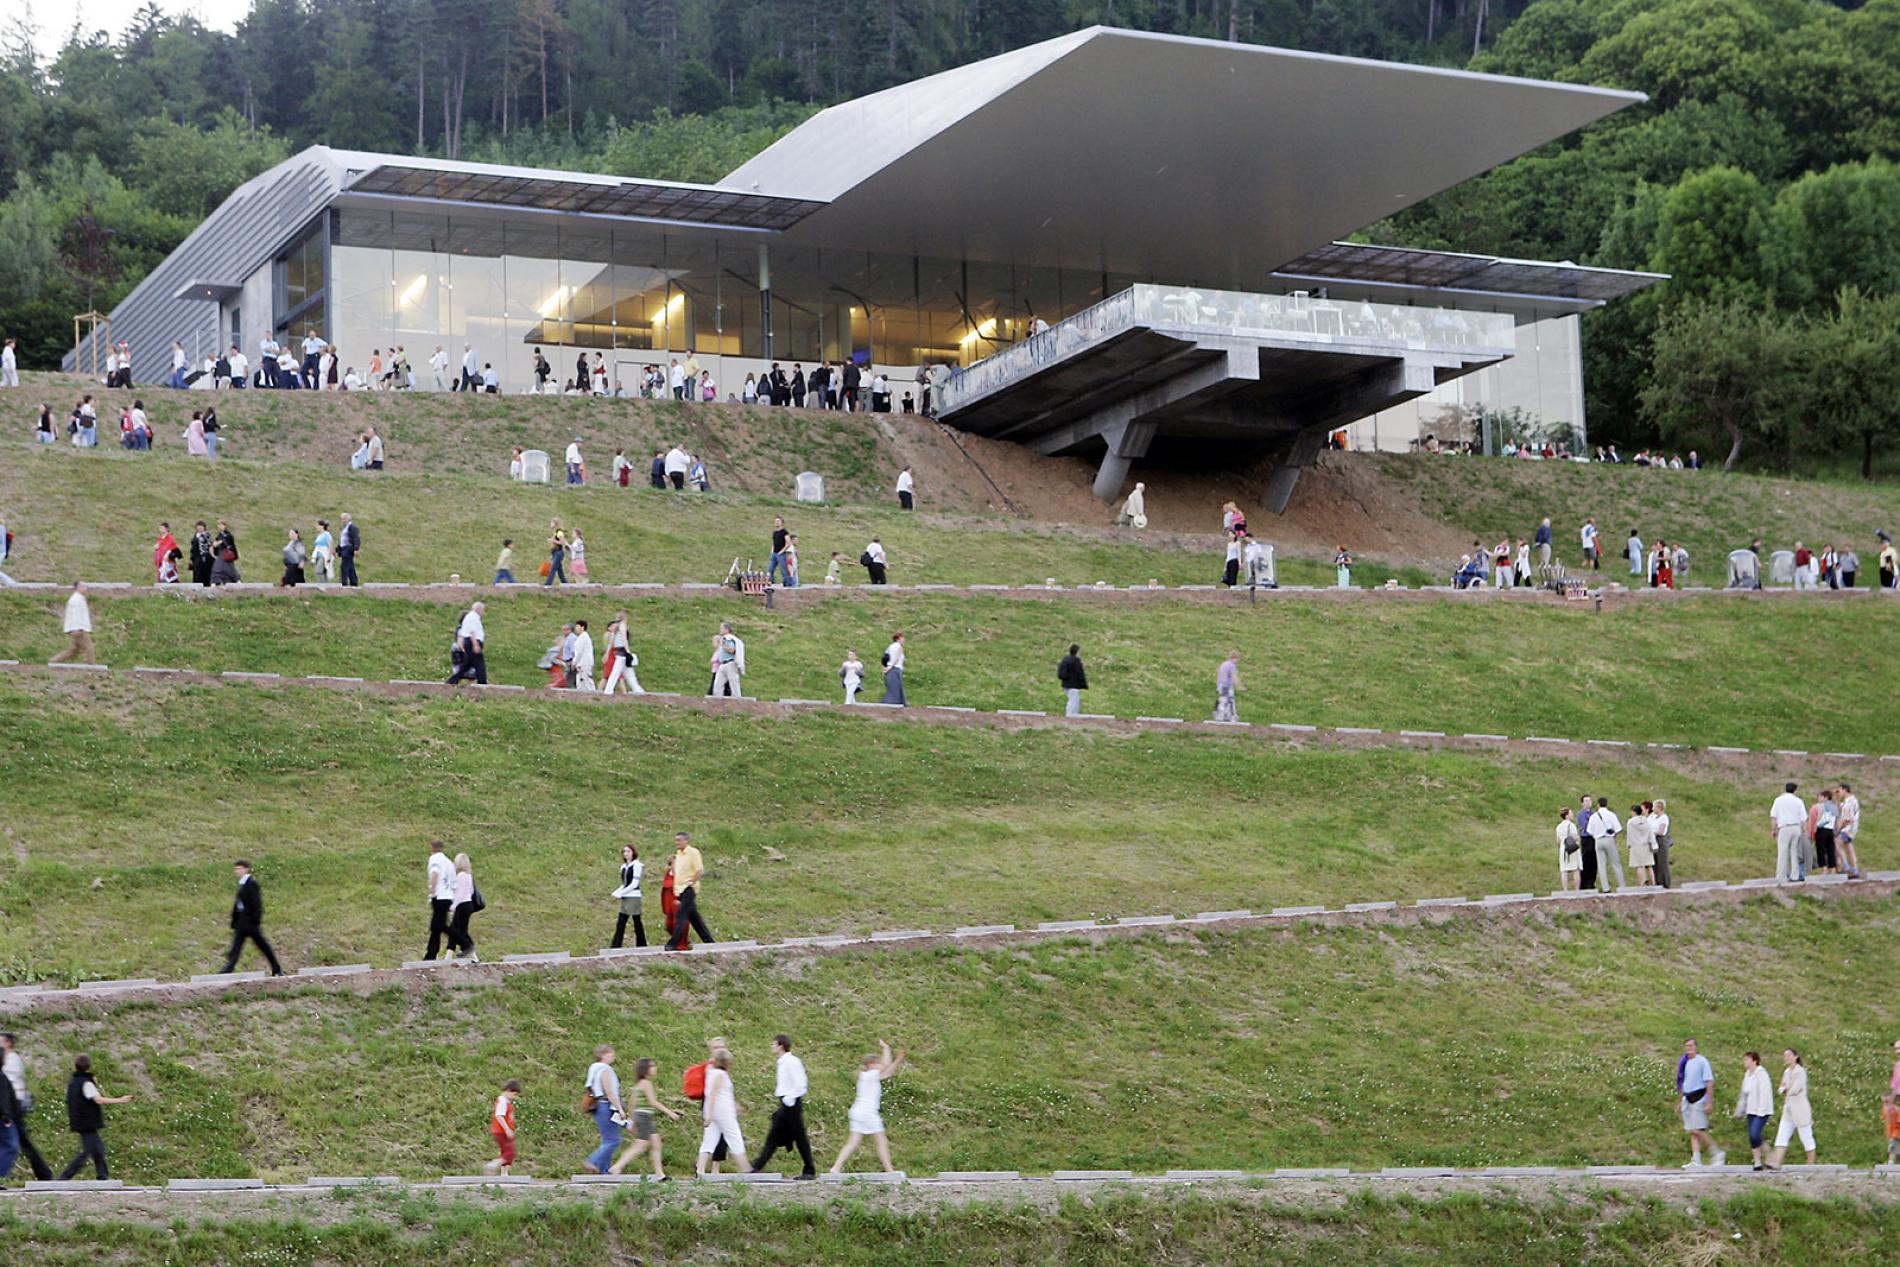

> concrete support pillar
[758,243,773,361]
[1091,420,1158,502]
[1262,428,1325,515]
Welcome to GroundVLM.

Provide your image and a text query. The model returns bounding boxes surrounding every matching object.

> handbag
[539,560,552,578]
[859,551,874,567]
[468,884,486,914]
[580,1089,598,1114]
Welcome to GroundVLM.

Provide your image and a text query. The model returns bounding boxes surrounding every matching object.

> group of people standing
[1554,796,1676,891]
[575,1032,905,1182]
[1770,781,1864,881]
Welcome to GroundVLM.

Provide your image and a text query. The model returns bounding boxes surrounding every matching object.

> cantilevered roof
[724,26,1645,286]
[345,162,821,231]
[1275,243,1665,305]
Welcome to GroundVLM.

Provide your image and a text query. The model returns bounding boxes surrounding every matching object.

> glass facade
[318,205,1587,441]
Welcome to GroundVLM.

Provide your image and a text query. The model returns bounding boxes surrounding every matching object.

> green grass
[4,899,1899,1183]
[1371,452,1900,577]
[2,1189,1897,1265]
[1,585,1895,750]
[0,674,1890,982]
[0,442,1427,588]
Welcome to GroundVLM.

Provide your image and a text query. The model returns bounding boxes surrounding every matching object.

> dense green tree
[1641,298,1801,470]
[1763,159,1900,309]
[123,113,291,220]
[1647,166,1772,305]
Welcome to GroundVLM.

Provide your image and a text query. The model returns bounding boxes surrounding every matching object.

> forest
[0,0,1896,469]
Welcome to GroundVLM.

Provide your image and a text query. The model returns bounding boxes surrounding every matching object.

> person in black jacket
[1058,644,1088,718]
[57,1054,131,1181]
[842,361,862,412]
[219,860,284,975]
[337,513,361,586]
[188,520,215,587]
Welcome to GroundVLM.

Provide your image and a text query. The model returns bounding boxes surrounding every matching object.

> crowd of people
[135,516,364,588]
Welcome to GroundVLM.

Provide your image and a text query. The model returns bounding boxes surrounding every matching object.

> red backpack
[682,1061,707,1102]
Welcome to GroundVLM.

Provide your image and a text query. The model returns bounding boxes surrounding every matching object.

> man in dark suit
[337,513,361,586]
[842,361,862,412]
[219,860,285,975]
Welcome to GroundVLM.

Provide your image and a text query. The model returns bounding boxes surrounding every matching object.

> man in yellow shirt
[668,832,715,950]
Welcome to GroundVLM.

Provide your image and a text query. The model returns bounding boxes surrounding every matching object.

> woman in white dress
[827,1038,906,1174]
[840,649,864,704]
[696,1051,751,1176]
[602,614,644,695]
[1767,1048,1816,1168]
[1624,803,1656,886]
[1555,807,1583,891]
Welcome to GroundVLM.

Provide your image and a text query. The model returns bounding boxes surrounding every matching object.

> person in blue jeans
[768,517,788,585]
[584,1045,625,1174]
[545,527,568,586]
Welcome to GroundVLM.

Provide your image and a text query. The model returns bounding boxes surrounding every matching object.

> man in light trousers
[1771,782,1807,882]
[1589,797,1626,892]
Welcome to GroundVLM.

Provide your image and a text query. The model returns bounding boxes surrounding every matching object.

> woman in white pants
[1556,807,1583,891]
[602,615,643,694]
[1768,1048,1816,1168]
[695,1051,750,1176]
[828,1038,906,1174]
[840,649,864,704]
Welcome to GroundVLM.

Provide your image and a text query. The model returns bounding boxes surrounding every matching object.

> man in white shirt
[1588,797,1625,892]
[424,840,457,960]
[571,619,596,692]
[229,347,249,388]
[864,537,888,585]
[481,363,499,393]
[49,582,95,665]
[1771,782,1808,882]
[430,345,450,391]
[1581,519,1599,571]
[259,335,280,388]
[881,631,906,705]
[1,337,18,387]
[301,332,325,387]
[895,466,914,511]
[751,1034,816,1177]
[669,359,685,399]
[664,445,690,489]
[447,601,487,686]
[565,439,585,485]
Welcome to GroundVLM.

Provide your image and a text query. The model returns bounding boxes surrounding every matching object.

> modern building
[72,26,1660,506]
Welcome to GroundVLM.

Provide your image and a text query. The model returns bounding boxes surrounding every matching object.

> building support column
[1092,420,1157,501]
[758,243,773,361]
[1261,428,1325,515]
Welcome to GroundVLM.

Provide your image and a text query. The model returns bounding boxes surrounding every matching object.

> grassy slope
[2,1190,1895,1266]
[8,1189,1899,1266]
[0,675,1891,981]
[1370,452,1900,576]
[4,901,1898,1182]
[0,586,1894,750]
[0,444,1426,588]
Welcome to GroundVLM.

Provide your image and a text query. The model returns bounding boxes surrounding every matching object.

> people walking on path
[153,523,179,583]
[1,1033,53,1179]
[545,523,568,586]
[447,602,487,685]
[1334,545,1353,588]
[310,520,334,583]
[1535,517,1552,568]
[880,632,907,705]
[840,648,864,704]
[447,853,480,961]
[896,467,914,511]
[568,528,588,579]
[424,840,456,961]
[1212,651,1241,723]
[609,1059,681,1177]
[481,1080,520,1176]
[48,582,95,665]
[1556,807,1582,891]
[611,844,646,949]
[1772,782,1808,883]
[280,528,306,587]
[1058,643,1088,717]
[570,619,595,692]
[1884,1091,1900,1163]
[210,521,240,585]
[1736,1050,1774,1170]
[582,1045,626,1174]
[602,615,642,694]
[1768,1049,1816,1168]
[666,833,714,951]
[494,540,515,586]
[218,859,284,975]
[696,1051,751,1176]
[335,514,360,586]
[1677,1038,1725,1169]
[751,1035,817,1178]
[57,1054,133,1180]
[863,538,888,585]
[828,1039,906,1175]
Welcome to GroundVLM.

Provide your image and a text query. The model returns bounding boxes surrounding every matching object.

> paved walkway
[2,659,1888,766]
[6,873,1890,1015]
